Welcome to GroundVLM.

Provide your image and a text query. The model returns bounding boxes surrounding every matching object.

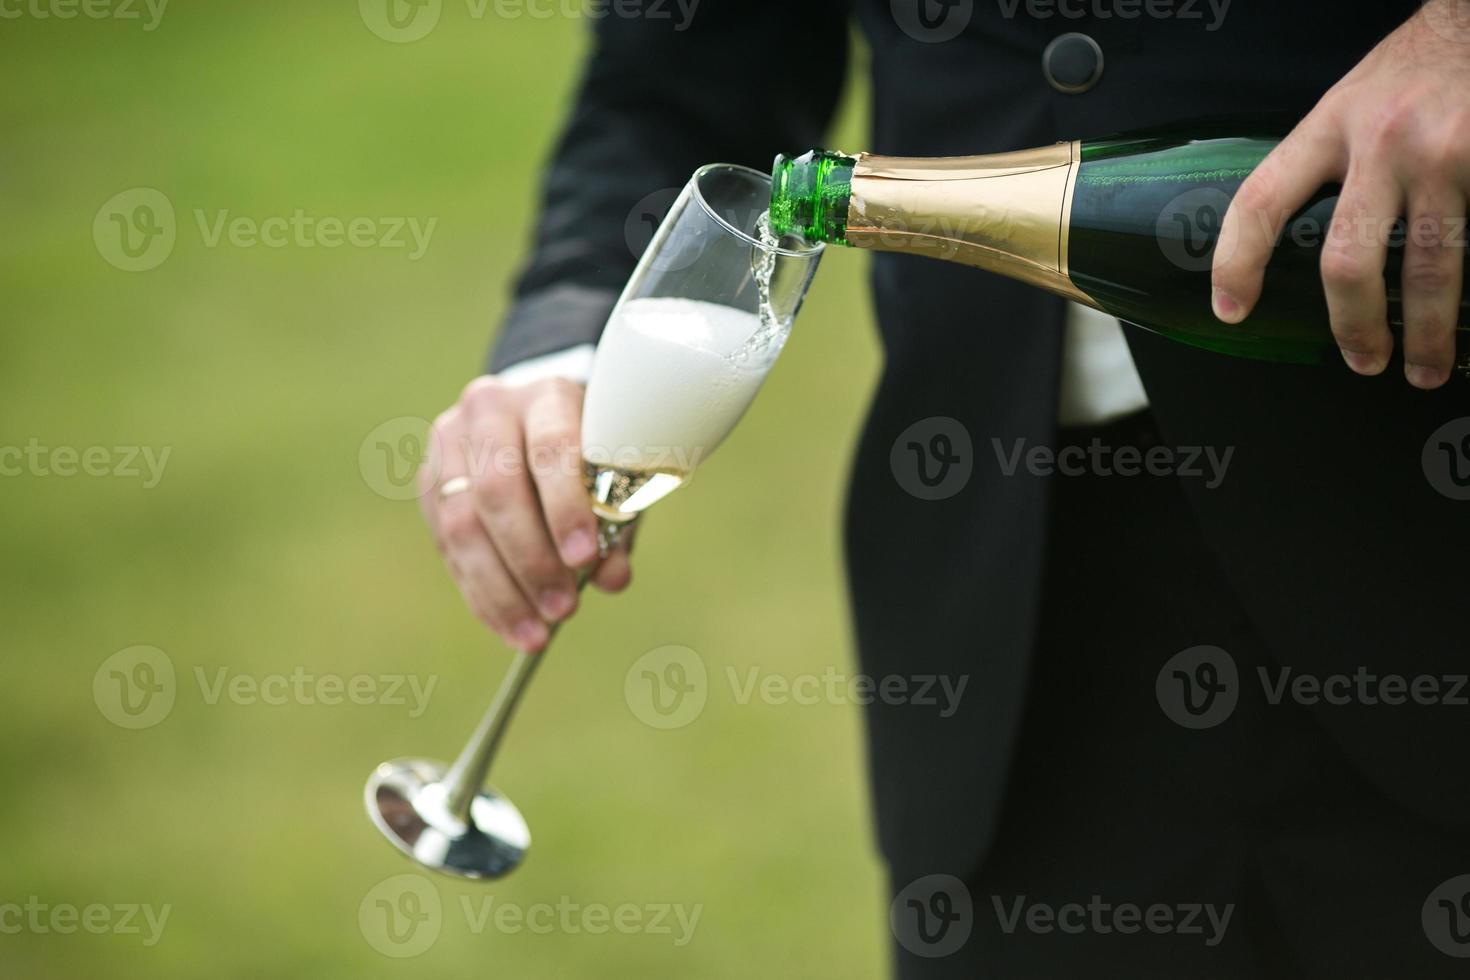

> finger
[466,409,581,624]
[523,379,601,569]
[444,512,551,652]
[590,522,638,594]
[1320,166,1403,374]
[1213,121,1346,322]
[1399,188,1466,389]
[418,407,457,525]
[427,425,549,652]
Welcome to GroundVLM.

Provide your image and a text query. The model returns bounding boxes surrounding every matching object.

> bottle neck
[772,142,1090,305]
[770,151,856,246]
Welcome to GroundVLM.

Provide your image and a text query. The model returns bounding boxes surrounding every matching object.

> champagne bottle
[770,133,1470,370]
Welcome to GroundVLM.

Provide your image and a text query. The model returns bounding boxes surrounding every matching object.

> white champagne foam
[582,297,779,473]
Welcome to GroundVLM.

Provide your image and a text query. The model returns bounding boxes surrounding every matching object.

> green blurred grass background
[0,2,885,977]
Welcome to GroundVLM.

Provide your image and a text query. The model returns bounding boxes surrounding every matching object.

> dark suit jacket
[489,1,1470,881]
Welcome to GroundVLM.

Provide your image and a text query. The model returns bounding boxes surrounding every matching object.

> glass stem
[440,516,635,825]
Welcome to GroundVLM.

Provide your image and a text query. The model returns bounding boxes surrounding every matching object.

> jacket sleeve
[487,0,852,373]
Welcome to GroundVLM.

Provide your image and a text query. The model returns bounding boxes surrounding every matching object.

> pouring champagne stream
[365,164,823,879]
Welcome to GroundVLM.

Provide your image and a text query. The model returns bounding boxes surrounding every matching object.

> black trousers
[892,412,1470,980]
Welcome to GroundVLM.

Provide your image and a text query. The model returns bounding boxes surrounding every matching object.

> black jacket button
[1043,32,1105,94]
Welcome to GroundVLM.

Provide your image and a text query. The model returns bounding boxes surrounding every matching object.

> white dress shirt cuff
[494,343,597,387]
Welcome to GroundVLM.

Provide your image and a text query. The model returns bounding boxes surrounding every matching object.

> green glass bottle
[771,133,1470,368]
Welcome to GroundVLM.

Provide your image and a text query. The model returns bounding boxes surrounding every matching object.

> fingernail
[512,620,548,651]
[539,589,576,621]
[561,529,597,565]
[1406,363,1445,389]
[1212,287,1241,322]
[1341,349,1386,375]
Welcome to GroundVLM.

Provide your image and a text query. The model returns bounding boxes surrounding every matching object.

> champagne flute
[365,163,824,879]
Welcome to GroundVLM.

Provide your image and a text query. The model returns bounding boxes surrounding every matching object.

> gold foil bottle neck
[845,141,1091,305]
